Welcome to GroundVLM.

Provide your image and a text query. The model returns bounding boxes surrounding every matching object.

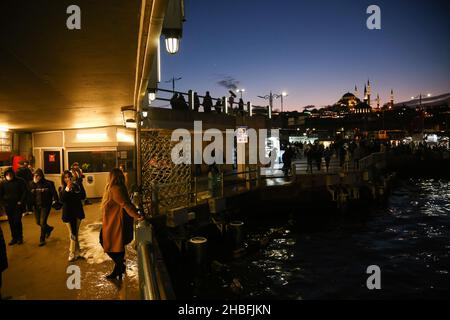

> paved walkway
[1,201,139,300]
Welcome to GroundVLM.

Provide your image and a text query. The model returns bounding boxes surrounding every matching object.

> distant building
[333,80,380,114]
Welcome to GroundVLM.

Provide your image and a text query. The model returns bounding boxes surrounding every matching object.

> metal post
[224,97,228,114]
[194,176,197,205]
[268,92,273,119]
[188,90,194,110]
[221,172,224,197]
[136,106,143,215]
[256,166,261,188]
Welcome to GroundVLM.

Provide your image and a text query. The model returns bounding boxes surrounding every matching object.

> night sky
[157,0,450,111]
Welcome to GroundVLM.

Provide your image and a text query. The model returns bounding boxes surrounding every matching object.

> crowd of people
[169,91,246,115]
[388,141,450,160]
[0,163,144,298]
[281,138,385,175]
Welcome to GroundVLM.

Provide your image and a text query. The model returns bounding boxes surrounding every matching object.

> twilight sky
[157,0,450,111]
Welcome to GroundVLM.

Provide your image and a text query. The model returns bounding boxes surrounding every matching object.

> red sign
[49,154,56,162]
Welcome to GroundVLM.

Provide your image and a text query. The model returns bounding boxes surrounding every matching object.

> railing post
[194,176,198,205]
[256,166,261,188]
[221,172,224,197]
[245,166,251,190]
[223,96,228,114]
[188,90,194,110]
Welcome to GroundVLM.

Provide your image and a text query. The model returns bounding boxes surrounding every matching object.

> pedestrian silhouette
[177,94,189,111]
[214,99,222,114]
[193,92,200,112]
[203,91,213,113]
[170,93,178,110]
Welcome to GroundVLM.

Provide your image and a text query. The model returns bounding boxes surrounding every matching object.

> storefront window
[0,131,12,152]
[68,151,116,173]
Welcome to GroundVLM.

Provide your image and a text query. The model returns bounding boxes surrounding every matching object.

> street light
[165,76,182,93]
[257,90,288,117]
[236,89,245,99]
[162,0,184,55]
[277,91,288,113]
[148,88,156,105]
[257,92,275,118]
[410,93,432,110]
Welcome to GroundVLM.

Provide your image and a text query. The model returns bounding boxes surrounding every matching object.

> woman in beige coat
[101,168,143,280]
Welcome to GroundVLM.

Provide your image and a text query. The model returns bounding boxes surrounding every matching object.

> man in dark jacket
[16,161,33,215]
[29,168,59,246]
[0,168,27,245]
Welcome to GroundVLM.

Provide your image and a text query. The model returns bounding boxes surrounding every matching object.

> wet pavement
[1,200,140,300]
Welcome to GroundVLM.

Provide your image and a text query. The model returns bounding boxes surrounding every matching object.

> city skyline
[157,0,450,110]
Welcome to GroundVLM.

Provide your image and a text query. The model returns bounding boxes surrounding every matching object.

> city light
[76,133,108,142]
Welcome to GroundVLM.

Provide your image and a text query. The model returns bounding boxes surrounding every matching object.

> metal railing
[358,151,386,171]
[149,167,261,215]
[135,220,175,300]
[153,88,269,117]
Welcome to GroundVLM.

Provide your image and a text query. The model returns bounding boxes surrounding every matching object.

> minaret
[354,85,358,99]
[390,89,394,108]
[366,79,371,107]
[364,85,367,102]
[376,94,380,109]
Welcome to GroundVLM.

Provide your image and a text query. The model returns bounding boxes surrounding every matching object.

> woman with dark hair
[60,170,86,261]
[101,168,143,280]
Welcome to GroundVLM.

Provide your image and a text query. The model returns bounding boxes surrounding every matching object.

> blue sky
[157,0,450,110]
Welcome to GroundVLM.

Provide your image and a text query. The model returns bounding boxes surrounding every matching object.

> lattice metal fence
[140,130,192,216]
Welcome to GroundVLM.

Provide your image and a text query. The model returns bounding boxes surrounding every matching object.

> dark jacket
[0,168,27,210]
[16,167,33,182]
[203,95,213,113]
[59,183,86,223]
[0,225,7,273]
[30,178,59,208]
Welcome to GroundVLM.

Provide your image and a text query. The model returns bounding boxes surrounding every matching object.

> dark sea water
[229,179,450,299]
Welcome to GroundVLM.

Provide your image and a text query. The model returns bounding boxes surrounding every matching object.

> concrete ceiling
[0,0,143,131]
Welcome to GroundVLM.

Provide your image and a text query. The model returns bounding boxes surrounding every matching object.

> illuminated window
[68,151,117,173]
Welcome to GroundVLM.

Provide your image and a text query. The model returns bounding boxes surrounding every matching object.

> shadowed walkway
[1,201,139,300]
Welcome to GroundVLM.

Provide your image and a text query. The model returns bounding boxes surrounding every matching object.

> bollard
[188,237,208,273]
[226,221,244,250]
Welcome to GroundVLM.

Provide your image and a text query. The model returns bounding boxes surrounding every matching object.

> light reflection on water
[231,179,450,299]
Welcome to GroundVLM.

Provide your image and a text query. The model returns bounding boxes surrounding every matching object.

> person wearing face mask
[29,169,59,247]
[0,168,27,245]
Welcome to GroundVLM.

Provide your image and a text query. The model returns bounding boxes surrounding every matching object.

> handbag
[52,201,63,210]
[122,208,134,246]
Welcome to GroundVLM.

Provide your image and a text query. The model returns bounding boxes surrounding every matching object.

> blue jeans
[34,206,51,242]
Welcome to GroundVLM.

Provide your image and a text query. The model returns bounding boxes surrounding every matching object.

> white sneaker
[68,253,76,262]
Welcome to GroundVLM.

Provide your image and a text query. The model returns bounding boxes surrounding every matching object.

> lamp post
[258,91,288,117]
[166,76,182,93]
[276,91,288,113]
[410,93,431,136]
[236,89,245,99]
[257,92,275,119]
[410,93,432,110]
